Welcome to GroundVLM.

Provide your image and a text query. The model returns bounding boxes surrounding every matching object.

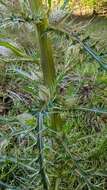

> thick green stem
[37,22,56,87]
[29,0,62,130]
[29,0,55,87]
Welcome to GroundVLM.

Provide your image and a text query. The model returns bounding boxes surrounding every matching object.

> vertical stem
[29,0,62,130]
[37,22,56,87]
[29,0,56,88]
[37,113,49,190]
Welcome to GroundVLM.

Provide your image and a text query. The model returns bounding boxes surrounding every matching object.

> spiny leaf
[77,107,107,115]
[0,180,19,190]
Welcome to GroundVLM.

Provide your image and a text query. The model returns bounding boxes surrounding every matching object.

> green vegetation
[0,1,107,190]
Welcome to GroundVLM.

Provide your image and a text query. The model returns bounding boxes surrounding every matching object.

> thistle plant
[0,1,107,190]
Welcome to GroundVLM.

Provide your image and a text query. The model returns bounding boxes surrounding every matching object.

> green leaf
[17,112,36,126]
[0,41,27,57]
[0,0,7,6]
[0,34,7,38]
